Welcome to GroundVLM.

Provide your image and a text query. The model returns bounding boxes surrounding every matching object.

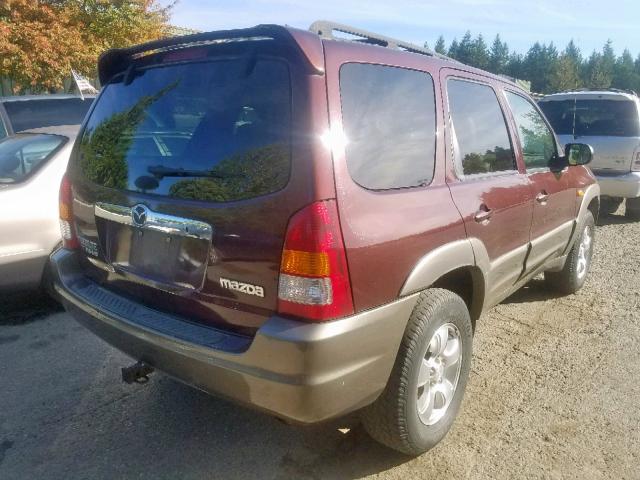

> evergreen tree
[564,39,582,65]
[456,31,474,64]
[506,52,524,79]
[612,49,638,91]
[434,35,446,55]
[471,34,489,69]
[585,50,612,89]
[448,39,459,59]
[550,54,581,92]
[488,34,509,74]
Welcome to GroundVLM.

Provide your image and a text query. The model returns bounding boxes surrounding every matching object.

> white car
[0,125,79,291]
[539,90,640,219]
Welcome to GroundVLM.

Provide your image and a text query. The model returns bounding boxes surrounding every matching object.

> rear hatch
[67,30,326,334]
[540,96,640,173]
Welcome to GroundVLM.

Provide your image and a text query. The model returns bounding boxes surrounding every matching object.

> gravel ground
[0,209,639,480]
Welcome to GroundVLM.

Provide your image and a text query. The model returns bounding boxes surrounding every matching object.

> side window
[340,63,436,190]
[506,92,557,170]
[447,79,515,176]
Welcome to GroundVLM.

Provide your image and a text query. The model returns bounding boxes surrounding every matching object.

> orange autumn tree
[0,0,172,93]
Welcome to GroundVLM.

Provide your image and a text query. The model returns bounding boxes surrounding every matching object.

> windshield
[75,57,292,202]
[540,98,640,137]
[4,98,93,132]
[0,134,66,183]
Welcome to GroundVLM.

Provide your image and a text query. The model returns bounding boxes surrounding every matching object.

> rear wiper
[147,165,243,180]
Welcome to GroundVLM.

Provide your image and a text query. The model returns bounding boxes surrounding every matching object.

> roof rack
[309,20,457,63]
[559,87,638,97]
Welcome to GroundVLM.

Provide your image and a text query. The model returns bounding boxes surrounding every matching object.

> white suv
[539,90,640,219]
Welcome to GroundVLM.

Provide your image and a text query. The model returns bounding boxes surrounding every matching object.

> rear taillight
[59,174,79,250]
[277,200,354,322]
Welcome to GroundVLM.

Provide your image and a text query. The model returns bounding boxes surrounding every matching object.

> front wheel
[360,289,473,455]
[545,211,595,294]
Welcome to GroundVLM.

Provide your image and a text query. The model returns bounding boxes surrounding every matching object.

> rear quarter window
[339,63,437,190]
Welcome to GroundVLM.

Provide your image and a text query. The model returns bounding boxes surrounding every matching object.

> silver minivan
[539,90,640,219]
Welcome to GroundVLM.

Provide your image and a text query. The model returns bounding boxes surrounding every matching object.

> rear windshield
[539,98,640,137]
[0,134,66,184]
[76,57,292,202]
[4,98,93,132]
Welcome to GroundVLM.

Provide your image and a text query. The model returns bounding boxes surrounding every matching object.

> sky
[168,0,640,58]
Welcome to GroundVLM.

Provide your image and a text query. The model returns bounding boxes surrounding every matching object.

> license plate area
[95,203,213,293]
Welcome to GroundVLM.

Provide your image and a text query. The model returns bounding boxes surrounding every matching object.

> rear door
[324,43,467,313]
[504,90,575,270]
[441,71,534,306]
[68,39,329,333]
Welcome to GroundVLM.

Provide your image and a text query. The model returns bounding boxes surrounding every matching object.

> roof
[0,94,96,103]
[540,90,639,102]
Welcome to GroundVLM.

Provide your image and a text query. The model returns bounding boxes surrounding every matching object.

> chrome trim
[94,202,213,241]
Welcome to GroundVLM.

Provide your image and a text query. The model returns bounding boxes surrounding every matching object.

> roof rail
[558,87,638,97]
[309,20,457,63]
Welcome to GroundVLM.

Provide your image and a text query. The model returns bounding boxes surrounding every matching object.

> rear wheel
[625,198,640,221]
[600,197,622,216]
[360,289,473,455]
[545,211,595,294]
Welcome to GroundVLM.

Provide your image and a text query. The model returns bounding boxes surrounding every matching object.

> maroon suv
[51,22,599,455]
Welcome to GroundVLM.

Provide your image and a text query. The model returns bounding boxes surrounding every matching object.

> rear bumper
[51,249,417,424]
[595,171,640,198]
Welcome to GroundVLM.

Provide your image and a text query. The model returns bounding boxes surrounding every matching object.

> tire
[625,198,640,221]
[600,197,622,216]
[545,211,595,294]
[360,288,473,456]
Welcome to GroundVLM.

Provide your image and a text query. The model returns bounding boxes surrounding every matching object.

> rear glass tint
[77,58,291,202]
[339,63,436,190]
[0,134,66,184]
[4,98,93,132]
[539,98,640,137]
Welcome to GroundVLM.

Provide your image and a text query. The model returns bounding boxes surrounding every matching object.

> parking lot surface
[1,209,639,480]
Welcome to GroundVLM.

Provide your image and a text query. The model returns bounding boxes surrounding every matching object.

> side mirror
[565,143,594,166]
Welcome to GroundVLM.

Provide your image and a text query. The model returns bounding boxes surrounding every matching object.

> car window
[4,98,93,132]
[0,134,66,184]
[76,58,291,202]
[506,92,556,170]
[0,118,6,140]
[539,98,640,137]
[447,79,515,176]
[339,63,436,190]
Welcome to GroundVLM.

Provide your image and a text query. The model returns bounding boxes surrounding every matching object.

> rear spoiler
[98,24,325,85]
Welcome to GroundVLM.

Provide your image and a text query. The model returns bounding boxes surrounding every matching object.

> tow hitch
[121,361,154,384]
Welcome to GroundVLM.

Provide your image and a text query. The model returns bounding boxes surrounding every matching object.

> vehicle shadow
[49,375,412,480]
[501,278,564,305]
[0,291,63,325]
[596,212,637,227]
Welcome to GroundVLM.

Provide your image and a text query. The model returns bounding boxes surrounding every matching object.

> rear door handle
[474,206,493,223]
[536,191,549,204]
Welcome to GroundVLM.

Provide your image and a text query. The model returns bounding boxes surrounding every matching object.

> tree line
[429,32,640,94]
[0,0,172,93]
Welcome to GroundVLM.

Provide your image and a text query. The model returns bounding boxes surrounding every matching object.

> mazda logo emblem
[131,204,148,226]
